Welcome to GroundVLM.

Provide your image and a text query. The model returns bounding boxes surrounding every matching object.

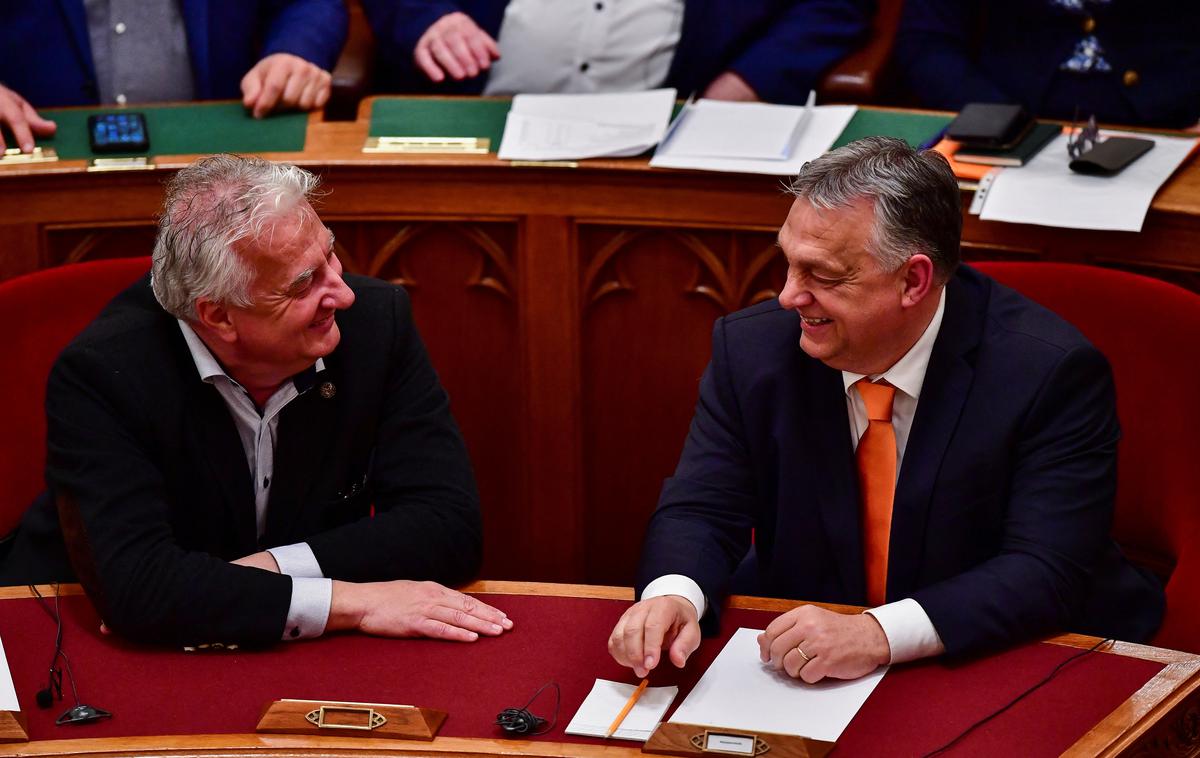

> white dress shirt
[482,0,685,95]
[178,321,332,641]
[644,288,949,665]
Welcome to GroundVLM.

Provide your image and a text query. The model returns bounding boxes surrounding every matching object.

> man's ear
[194,298,238,343]
[900,254,936,308]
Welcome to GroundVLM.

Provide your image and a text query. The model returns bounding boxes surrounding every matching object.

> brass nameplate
[509,160,579,168]
[363,136,490,154]
[0,147,58,165]
[88,156,155,172]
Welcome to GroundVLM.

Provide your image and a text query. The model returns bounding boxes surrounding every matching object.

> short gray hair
[151,154,320,320]
[788,136,961,282]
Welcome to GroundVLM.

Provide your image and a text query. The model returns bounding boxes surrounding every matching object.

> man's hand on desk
[701,71,759,102]
[241,53,332,119]
[414,12,501,83]
[328,579,514,641]
[608,595,702,678]
[0,83,56,153]
[758,605,890,684]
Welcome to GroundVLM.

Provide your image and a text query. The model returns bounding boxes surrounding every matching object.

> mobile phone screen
[88,112,150,153]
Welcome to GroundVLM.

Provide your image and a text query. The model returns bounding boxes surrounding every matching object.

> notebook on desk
[954,122,1061,167]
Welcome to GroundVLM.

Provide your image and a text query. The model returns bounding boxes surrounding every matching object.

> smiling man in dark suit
[2,154,512,647]
[609,136,1163,682]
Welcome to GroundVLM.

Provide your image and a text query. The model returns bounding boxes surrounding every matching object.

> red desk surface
[0,593,1162,756]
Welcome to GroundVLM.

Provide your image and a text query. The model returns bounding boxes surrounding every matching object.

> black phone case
[1069,137,1154,176]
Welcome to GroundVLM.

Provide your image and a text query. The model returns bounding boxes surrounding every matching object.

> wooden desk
[3,101,1198,586]
[1,582,1197,758]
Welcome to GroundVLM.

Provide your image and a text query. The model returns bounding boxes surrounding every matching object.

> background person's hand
[413,12,500,83]
[0,83,56,153]
[701,71,759,102]
[757,605,890,683]
[330,579,514,641]
[241,52,332,119]
[608,595,701,677]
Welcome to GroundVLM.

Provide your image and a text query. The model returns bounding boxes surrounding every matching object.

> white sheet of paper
[669,628,886,743]
[662,99,807,160]
[0,634,19,711]
[565,679,679,742]
[651,105,858,176]
[497,89,676,161]
[979,131,1198,232]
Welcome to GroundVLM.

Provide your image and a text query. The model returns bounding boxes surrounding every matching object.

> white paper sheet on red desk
[0,635,18,711]
[668,627,887,743]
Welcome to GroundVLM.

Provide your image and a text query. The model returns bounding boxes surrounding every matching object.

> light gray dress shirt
[83,0,195,105]
[483,0,685,95]
[178,322,331,641]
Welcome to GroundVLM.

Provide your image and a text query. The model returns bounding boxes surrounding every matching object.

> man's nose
[778,280,814,309]
[325,275,356,311]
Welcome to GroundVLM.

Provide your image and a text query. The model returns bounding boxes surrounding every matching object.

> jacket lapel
[180,0,210,97]
[57,0,95,77]
[801,360,866,603]
[187,377,258,556]
[887,274,986,599]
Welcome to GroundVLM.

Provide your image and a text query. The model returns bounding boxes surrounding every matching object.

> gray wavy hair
[788,136,961,282]
[151,154,320,320]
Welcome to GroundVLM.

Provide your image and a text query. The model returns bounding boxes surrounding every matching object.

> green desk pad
[368,97,952,155]
[34,103,307,160]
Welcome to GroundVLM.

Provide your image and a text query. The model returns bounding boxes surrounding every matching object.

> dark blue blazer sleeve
[912,343,1121,655]
[893,0,1009,110]
[636,316,757,631]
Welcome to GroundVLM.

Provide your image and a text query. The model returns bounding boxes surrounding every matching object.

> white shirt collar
[176,319,325,385]
[841,286,947,400]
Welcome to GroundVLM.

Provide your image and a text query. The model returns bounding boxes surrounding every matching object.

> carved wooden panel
[579,225,785,585]
[43,224,157,268]
[327,219,524,579]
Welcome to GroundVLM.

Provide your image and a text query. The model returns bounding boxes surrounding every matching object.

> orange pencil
[606,678,649,738]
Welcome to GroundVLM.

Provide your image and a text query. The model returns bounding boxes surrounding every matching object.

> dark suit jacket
[362,0,872,105]
[5,274,481,647]
[0,0,347,107]
[895,0,1200,128]
[637,265,1163,655]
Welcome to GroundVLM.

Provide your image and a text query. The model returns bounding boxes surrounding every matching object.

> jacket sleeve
[911,344,1121,655]
[46,346,294,647]
[636,317,757,634]
[726,0,873,105]
[893,0,1009,110]
[305,287,483,586]
[260,0,350,70]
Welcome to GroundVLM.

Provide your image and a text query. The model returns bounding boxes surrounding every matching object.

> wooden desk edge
[4,582,1197,758]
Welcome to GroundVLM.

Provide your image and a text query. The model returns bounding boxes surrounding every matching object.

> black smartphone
[87,112,150,153]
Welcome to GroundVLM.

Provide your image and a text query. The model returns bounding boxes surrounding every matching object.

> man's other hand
[757,605,890,683]
[0,83,56,153]
[330,579,513,641]
[414,12,500,83]
[608,595,701,678]
[241,53,332,119]
[702,71,759,102]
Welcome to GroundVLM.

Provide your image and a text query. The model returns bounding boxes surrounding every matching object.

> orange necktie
[854,379,897,607]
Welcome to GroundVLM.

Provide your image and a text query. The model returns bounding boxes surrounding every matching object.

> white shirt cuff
[641,574,708,619]
[268,542,325,578]
[282,577,332,641]
[865,598,945,664]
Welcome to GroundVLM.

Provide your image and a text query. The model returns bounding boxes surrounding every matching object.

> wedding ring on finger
[796,646,812,663]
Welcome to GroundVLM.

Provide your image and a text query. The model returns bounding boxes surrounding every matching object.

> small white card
[0,634,19,711]
[565,679,679,742]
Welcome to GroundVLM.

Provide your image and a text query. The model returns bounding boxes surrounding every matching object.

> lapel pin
[319,381,336,399]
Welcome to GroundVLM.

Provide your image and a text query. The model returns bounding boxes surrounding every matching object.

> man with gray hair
[4,154,513,647]
[609,136,1163,681]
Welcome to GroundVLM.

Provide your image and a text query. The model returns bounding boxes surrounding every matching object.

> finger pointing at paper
[608,595,702,677]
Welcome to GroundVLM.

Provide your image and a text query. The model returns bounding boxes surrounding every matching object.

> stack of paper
[669,628,885,743]
[0,635,18,712]
[651,98,858,176]
[497,89,676,161]
[977,130,1199,232]
[565,679,679,742]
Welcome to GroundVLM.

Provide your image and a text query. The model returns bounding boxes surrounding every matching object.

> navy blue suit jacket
[0,0,347,107]
[637,266,1163,655]
[895,0,1200,128]
[362,0,871,105]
